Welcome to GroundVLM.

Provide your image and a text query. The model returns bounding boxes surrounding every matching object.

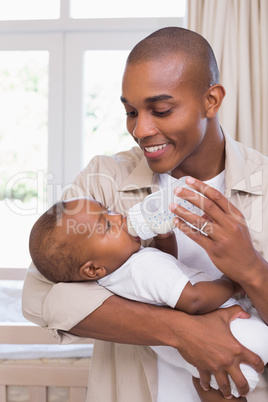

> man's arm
[23,258,263,399]
[70,295,264,399]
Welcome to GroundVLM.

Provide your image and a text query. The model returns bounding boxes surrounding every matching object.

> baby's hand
[155,231,174,240]
[153,231,178,258]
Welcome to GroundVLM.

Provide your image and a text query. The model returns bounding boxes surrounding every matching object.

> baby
[29,197,268,401]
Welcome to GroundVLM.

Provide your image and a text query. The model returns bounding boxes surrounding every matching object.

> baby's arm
[152,231,178,258]
[175,277,238,314]
[149,235,240,314]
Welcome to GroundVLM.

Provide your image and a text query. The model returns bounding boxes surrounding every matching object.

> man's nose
[132,113,157,140]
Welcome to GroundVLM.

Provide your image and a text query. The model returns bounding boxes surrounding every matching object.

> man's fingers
[213,371,233,398]
[185,176,229,208]
[244,349,264,374]
[199,368,250,399]
[218,305,250,323]
[184,176,244,220]
[227,367,250,398]
[198,369,211,391]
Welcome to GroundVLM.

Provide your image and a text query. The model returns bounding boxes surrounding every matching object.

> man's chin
[146,159,174,175]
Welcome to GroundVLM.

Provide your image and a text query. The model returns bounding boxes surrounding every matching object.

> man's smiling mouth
[144,144,168,153]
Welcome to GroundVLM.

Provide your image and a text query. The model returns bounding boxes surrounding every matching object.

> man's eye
[153,109,172,117]
[126,110,137,117]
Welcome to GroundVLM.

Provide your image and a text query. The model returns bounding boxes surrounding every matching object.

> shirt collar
[223,128,263,195]
[117,153,159,193]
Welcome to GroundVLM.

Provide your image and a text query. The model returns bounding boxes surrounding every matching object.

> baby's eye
[106,207,118,215]
[106,219,111,231]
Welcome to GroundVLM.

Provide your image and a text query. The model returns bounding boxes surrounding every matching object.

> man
[22,27,268,401]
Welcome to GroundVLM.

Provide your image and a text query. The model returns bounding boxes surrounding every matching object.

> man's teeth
[144,144,167,153]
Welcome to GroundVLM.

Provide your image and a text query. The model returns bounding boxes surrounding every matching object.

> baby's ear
[79,261,107,281]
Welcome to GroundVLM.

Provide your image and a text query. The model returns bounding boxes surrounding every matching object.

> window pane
[83,51,135,166]
[0,0,60,20]
[0,280,27,322]
[0,51,48,268]
[71,0,186,19]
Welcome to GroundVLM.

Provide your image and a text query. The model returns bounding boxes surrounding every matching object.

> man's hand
[170,177,258,281]
[170,176,268,323]
[175,306,264,399]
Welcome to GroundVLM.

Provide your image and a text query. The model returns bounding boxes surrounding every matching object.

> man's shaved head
[127,27,219,89]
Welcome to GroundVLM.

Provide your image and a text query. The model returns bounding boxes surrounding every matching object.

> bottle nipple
[127,203,157,240]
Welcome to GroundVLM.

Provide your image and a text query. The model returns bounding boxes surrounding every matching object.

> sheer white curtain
[187,0,268,155]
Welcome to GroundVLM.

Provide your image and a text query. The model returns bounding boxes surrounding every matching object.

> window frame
[0,33,64,192]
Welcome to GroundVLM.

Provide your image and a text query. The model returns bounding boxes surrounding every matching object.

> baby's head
[29,198,141,283]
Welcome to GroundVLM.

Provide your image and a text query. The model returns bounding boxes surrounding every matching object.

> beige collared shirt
[22,130,268,402]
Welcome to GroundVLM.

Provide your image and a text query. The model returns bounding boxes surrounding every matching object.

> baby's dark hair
[29,201,83,283]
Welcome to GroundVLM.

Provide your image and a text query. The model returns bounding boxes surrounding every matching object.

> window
[83,50,135,166]
[71,0,186,19]
[0,50,48,268]
[0,0,60,20]
[0,0,186,270]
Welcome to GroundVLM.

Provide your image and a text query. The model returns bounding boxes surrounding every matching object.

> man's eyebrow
[145,95,173,103]
[120,94,173,104]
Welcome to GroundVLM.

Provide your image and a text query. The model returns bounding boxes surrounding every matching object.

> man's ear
[79,261,107,281]
[205,84,225,118]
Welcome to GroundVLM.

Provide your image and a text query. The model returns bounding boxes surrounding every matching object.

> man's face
[121,56,210,179]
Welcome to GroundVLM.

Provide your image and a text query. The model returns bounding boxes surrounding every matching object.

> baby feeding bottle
[127,177,204,240]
